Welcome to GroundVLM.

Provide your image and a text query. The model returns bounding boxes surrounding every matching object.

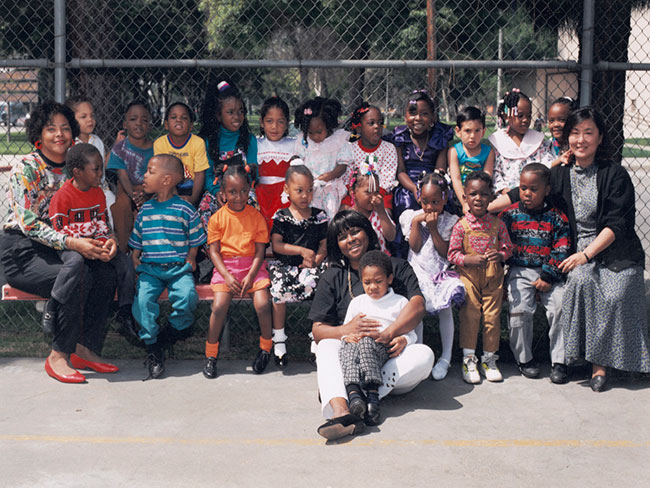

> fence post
[54,0,66,103]
[580,0,595,107]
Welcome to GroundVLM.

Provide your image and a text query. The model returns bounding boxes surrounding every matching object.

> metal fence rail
[2,0,650,355]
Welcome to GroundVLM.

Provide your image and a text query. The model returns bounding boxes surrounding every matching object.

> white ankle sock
[463,348,475,357]
[272,328,287,357]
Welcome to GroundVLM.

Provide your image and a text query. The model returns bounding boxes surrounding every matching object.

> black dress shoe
[517,360,540,379]
[41,299,59,335]
[348,392,367,418]
[317,414,366,440]
[590,374,607,392]
[203,356,217,379]
[274,353,289,368]
[365,391,381,426]
[252,349,270,374]
[144,344,165,379]
[550,363,568,384]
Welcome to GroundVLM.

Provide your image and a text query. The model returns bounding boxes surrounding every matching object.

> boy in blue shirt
[130,155,206,379]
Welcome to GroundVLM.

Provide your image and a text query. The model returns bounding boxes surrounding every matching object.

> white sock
[438,307,454,363]
[483,351,496,360]
[463,348,475,358]
[272,328,287,357]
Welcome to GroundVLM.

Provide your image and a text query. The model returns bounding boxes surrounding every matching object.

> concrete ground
[1,358,649,487]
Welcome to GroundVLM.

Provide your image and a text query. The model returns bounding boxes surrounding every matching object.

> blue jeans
[132,262,197,345]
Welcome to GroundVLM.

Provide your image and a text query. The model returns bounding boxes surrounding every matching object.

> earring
[34,140,42,149]
[70,139,75,146]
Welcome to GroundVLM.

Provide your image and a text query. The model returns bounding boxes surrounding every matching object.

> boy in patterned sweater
[49,143,136,338]
[129,154,206,379]
[500,163,570,384]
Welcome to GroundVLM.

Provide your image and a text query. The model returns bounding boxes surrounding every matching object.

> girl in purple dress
[385,90,453,257]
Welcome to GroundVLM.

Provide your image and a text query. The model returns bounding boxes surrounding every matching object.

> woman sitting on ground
[309,210,434,440]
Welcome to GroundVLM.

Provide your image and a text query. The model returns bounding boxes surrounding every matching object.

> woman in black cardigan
[494,107,649,391]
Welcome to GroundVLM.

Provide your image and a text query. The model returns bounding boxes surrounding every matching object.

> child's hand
[424,211,439,230]
[300,248,316,268]
[101,238,118,261]
[370,194,385,213]
[132,190,145,208]
[413,212,427,224]
[532,278,551,293]
[484,249,502,263]
[345,313,381,338]
[317,172,331,182]
[239,274,254,297]
[132,254,141,268]
[225,274,243,296]
[114,129,126,145]
[186,256,197,272]
[464,254,487,267]
[558,149,572,166]
[342,333,361,343]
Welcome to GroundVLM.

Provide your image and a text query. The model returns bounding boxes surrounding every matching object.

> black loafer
[252,349,270,374]
[317,414,366,440]
[365,390,381,426]
[550,363,568,384]
[203,356,217,379]
[590,374,607,392]
[41,299,58,335]
[517,360,540,379]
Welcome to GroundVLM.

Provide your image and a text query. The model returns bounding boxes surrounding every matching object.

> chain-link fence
[1,0,649,357]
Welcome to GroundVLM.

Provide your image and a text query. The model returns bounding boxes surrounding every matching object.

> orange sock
[205,341,219,358]
[259,336,272,352]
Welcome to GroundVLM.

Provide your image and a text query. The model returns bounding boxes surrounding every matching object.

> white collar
[488,129,544,159]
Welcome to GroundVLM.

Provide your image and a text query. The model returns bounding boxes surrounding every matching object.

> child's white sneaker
[462,355,480,384]
[431,358,451,381]
[480,353,503,382]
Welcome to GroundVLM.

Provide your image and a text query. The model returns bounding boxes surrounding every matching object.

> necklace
[347,267,356,299]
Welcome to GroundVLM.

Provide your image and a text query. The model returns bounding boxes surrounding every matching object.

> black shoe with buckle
[550,363,568,384]
[203,356,218,379]
[517,360,540,379]
[144,344,165,380]
[41,299,59,335]
[252,349,270,374]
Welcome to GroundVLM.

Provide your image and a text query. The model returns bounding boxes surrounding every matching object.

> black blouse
[308,257,423,326]
[271,207,328,266]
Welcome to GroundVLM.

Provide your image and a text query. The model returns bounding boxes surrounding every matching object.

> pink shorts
[210,256,270,294]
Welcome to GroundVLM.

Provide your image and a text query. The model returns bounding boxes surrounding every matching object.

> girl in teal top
[198,80,258,229]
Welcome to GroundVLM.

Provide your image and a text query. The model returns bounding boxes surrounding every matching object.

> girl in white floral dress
[268,164,329,366]
[399,170,465,380]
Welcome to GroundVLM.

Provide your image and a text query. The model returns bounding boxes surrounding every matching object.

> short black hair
[562,106,610,163]
[359,250,392,278]
[326,210,379,265]
[66,142,101,174]
[550,96,577,112]
[464,170,493,188]
[164,101,195,123]
[26,101,80,144]
[124,100,151,117]
[521,163,550,185]
[456,106,485,128]
[150,154,184,183]
[294,97,342,143]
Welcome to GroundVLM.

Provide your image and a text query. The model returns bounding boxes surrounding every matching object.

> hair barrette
[358,107,370,114]
[304,108,313,116]
[217,81,230,92]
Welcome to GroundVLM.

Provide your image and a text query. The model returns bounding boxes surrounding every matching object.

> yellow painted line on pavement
[0,435,649,448]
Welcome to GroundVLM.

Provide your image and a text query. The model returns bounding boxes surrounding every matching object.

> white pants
[316,338,435,419]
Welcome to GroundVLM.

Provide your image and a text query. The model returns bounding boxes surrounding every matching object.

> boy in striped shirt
[129,155,206,379]
[500,163,570,384]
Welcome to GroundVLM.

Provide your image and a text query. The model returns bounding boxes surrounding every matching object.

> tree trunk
[591,1,632,163]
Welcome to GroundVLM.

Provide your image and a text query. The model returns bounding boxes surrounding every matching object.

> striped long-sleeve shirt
[129,195,206,264]
[500,201,570,283]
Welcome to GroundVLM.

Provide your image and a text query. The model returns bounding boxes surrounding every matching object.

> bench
[1,283,257,352]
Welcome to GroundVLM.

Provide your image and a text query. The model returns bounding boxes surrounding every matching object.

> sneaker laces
[483,354,500,369]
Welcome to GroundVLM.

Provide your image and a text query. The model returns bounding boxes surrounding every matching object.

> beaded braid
[498,88,531,119]
[416,169,450,201]
[348,156,380,206]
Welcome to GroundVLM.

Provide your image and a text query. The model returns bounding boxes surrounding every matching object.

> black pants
[0,230,117,354]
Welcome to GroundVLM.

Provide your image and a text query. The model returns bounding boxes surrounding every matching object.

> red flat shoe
[45,358,86,383]
[70,353,119,373]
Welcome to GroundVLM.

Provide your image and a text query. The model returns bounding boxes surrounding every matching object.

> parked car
[1,102,28,126]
